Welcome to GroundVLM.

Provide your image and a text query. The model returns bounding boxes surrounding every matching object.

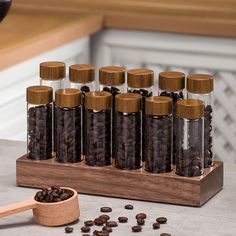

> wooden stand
[16,155,223,207]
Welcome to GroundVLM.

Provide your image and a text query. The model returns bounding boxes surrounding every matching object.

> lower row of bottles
[27,85,211,177]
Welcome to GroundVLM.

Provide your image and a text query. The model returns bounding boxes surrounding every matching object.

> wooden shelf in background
[16,155,223,207]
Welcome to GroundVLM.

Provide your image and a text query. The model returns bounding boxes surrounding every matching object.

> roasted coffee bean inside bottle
[175,99,204,177]
[27,86,53,160]
[55,88,82,163]
[84,91,112,166]
[158,71,185,164]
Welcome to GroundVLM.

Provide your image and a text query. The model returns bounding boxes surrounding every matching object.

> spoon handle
[0,199,36,218]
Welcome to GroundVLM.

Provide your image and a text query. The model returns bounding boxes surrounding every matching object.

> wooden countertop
[1,0,236,70]
[0,7,103,70]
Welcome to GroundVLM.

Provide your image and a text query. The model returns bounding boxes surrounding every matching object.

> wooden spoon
[0,187,80,226]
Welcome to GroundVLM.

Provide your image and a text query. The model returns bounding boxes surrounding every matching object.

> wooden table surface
[0,139,235,236]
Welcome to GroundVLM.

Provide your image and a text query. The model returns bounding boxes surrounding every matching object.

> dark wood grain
[16,155,223,206]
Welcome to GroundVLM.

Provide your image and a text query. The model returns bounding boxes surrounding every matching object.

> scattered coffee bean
[81,226,90,233]
[156,217,167,224]
[84,220,94,226]
[55,106,81,163]
[125,204,134,210]
[85,109,111,166]
[35,186,73,203]
[136,213,147,219]
[93,230,99,236]
[27,104,52,160]
[160,233,171,236]
[106,221,118,227]
[137,218,145,225]
[100,207,112,213]
[132,225,142,232]
[97,230,109,236]
[65,226,73,233]
[102,226,113,233]
[153,222,160,229]
[118,216,128,223]
[114,111,141,169]
[94,218,104,226]
[99,214,110,221]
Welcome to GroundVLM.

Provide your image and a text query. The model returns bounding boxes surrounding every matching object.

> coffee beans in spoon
[34,186,73,203]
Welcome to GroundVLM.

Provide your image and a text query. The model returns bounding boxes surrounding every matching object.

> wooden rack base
[16,155,223,207]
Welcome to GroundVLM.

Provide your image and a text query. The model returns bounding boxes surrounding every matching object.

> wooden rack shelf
[16,155,223,207]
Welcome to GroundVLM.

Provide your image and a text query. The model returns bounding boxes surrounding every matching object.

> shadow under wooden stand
[16,155,223,207]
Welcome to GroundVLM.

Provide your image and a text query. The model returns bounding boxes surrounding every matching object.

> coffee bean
[137,218,145,225]
[153,222,160,229]
[100,207,112,213]
[145,115,172,173]
[99,214,110,221]
[27,104,52,160]
[82,234,90,236]
[55,106,81,163]
[132,225,142,232]
[160,233,171,236]
[118,216,128,223]
[93,230,99,236]
[84,220,94,226]
[35,186,73,203]
[94,218,104,226]
[102,226,113,233]
[114,111,141,170]
[81,226,90,233]
[156,217,167,224]
[106,221,118,227]
[125,204,134,210]
[136,213,147,219]
[85,109,111,166]
[97,230,109,236]
[65,226,73,233]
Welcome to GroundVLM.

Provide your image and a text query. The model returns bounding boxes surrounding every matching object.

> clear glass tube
[114,111,142,170]
[159,89,184,164]
[55,105,81,163]
[145,114,173,173]
[176,117,204,177]
[187,91,214,167]
[27,102,53,160]
[85,109,111,166]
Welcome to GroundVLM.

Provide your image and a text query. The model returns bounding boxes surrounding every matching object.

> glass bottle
[114,93,142,170]
[175,99,204,177]
[69,64,95,156]
[40,61,66,152]
[99,66,125,157]
[158,71,185,164]
[187,74,214,167]
[145,96,173,173]
[127,68,154,160]
[55,88,82,163]
[26,85,53,160]
[84,91,112,166]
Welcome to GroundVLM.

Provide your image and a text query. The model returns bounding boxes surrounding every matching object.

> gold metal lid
[187,74,214,94]
[55,88,82,108]
[69,64,95,83]
[145,96,172,116]
[127,68,154,88]
[40,61,66,80]
[115,93,142,113]
[99,66,125,86]
[159,71,185,91]
[176,99,204,119]
[85,91,112,110]
[27,85,53,105]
